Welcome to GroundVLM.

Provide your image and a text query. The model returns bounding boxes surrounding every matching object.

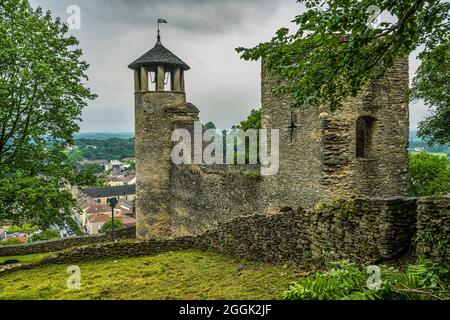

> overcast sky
[29,0,428,132]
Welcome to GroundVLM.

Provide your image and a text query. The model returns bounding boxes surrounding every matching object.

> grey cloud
[27,0,427,132]
[71,0,281,34]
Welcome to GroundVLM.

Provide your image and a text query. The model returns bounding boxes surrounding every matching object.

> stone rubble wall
[0,226,136,257]
[416,197,450,267]
[1,197,448,274]
[199,198,418,268]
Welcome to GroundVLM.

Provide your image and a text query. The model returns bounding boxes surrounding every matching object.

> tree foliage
[204,122,217,131]
[411,42,450,145]
[75,138,135,161]
[99,219,124,234]
[237,109,261,131]
[408,152,450,196]
[0,0,96,227]
[237,0,449,142]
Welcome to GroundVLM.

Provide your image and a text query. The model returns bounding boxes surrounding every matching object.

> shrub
[99,219,124,234]
[28,229,60,243]
[408,152,450,197]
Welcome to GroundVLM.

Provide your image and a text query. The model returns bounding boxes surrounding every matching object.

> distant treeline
[71,131,448,161]
[74,138,135,161]
[74,132,134,140]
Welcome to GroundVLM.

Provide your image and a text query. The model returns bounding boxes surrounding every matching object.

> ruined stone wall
[308,198,417,265]
[321,59,410,201]
[169,164,261,237]
[260,59,410,211]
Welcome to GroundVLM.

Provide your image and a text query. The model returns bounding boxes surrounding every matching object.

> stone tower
[260,58,410,211]
[129,31,199,238]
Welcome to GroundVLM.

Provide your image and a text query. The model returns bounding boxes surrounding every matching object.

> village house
[80,184,136,205]
[86,213,136,235]
[75,196,135,234]
[107,171,136,187]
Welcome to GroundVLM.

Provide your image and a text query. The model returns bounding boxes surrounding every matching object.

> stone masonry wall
[0,226,136,257]
[416,197,450,267]
[200,197,418,268]
[135,91,186,238]
[170,164,261,237]
[321,59,410,201]
[260,59,409,212]
[309,198,417,265]
[260,61,324,212]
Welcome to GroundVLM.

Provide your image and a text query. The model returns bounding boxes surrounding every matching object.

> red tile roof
[87,213,136,226]
[87,214,110,223]
[85,204,111,214]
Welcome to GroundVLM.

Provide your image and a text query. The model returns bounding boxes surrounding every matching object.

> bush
[99,219,124,234]
[8,224,39,233]
[0,238,26,246]
[408,152,450,197]
[28,229,60,243]
[282,258,450,300]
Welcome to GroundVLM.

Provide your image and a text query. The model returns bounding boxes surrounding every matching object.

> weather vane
[157,18,168,41]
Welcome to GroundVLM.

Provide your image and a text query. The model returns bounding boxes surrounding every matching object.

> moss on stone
[332,199,359,219]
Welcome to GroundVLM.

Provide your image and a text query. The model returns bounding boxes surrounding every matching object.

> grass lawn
[0,250,297,300]
[0,253,49,265]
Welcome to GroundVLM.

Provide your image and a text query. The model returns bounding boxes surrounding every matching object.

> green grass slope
[0,250,297,300]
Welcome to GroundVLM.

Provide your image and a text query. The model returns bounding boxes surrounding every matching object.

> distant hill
[74,132,135,140]
[409,131,449,156]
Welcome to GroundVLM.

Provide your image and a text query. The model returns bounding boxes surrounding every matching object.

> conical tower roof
[128,34,190,71]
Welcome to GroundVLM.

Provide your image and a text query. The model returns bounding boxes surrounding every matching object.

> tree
[408,152,450,196]
[204,122,217,131]
[233,109,262,164]
[411,42,450,145]
[28,228,60,243]
[0,0,96,227]
[99,219,124,234]
[237,109,261,131]
[74,164,106,187]
[237,0,449,142]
